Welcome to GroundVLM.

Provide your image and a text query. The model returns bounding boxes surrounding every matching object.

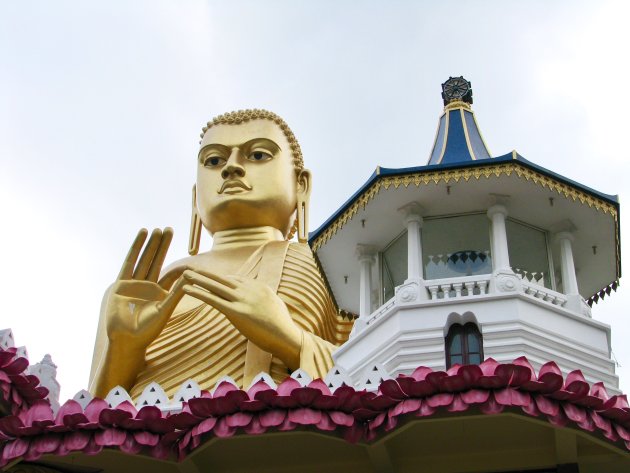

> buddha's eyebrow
[198,138,281,160]
[241,138,281,152]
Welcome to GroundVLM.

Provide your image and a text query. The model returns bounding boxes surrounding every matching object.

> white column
[356,245,377,318]
[398,202,424,281]
[487,204,510,272]
[556,231,579,295]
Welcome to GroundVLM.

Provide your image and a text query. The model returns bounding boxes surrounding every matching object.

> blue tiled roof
[427,105,491,165]
[309,152,619,243]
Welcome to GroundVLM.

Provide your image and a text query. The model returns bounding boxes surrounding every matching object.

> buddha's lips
[219,179,252,194]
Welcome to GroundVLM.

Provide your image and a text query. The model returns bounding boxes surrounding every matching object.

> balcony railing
[426,274,491,300]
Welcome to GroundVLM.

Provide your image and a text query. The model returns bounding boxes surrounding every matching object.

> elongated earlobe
[296,170,311,244]
[188,185,202,255]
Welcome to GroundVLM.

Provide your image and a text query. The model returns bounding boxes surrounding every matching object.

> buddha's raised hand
[105,228,186,351]
[180,269,303,370]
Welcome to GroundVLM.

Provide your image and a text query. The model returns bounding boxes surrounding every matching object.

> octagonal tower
[311,77,621,393]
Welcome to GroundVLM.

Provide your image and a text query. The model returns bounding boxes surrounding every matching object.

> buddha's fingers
[133,228,162,280]
[118,229,148,280]
[183,270,237,301]
[156,276,190,316]
[146,227,174,282]
[183,285,231,315]
[186,267,238,289]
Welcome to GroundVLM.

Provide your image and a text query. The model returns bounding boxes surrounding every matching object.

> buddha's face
[197,119,309,235]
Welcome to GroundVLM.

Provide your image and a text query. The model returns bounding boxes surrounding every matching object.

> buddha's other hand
[181,269,303,370]
[106,228,187,351]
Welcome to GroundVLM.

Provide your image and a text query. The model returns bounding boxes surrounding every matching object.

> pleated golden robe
[130,242,352,399]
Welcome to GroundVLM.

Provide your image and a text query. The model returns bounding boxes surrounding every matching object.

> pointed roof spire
[427,76,491,165]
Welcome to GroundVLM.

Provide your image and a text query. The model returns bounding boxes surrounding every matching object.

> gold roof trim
[444,100,472,112]
[311,162,618,252]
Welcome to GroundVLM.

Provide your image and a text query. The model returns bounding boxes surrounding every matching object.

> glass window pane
[449,333,462,355]
[506,219,551,288]
[467,332,479,353]
[422,214,492,280]
[468,353,481,365]
[450,355,463,366]
[381,231,408,300]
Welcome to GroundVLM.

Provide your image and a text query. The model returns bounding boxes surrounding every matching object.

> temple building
[1,78,628,472]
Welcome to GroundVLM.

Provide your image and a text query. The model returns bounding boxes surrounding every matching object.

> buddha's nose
[221,148,246,179]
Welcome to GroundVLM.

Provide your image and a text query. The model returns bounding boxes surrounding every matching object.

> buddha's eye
[203,156,226,167]
[248,151,273,162]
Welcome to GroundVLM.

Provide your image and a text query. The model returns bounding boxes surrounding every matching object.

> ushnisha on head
[189,109,311,254]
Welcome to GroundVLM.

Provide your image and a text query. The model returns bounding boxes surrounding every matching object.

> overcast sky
[1,1,629,401]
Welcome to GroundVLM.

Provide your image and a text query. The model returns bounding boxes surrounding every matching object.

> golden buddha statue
[89,110,352,399]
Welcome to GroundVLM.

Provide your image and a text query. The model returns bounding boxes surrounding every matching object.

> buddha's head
[193,110,311,247]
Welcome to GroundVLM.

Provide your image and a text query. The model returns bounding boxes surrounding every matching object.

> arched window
[445,322,483,368]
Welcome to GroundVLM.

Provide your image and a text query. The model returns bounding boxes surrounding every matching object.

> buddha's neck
[212,226,284,251]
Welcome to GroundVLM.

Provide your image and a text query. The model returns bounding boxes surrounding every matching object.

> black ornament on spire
[441,76,473,106]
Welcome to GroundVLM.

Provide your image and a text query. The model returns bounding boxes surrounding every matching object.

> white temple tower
[311,76,621,393]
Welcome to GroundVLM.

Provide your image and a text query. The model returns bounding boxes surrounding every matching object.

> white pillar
[356,245,377,318]
[487,204,510,272]
[555,231,579,295]
[398,202,424,281]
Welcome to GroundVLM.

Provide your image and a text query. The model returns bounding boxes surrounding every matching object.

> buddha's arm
[89,228,188,398]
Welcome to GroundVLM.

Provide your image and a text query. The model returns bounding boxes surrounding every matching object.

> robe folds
[130,242,352,399]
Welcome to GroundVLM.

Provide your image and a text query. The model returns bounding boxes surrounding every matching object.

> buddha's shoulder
[286,241,317,259]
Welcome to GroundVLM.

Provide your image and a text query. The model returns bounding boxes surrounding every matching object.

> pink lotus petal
[308,379,332,395]
[379,379,407,400]
[225,412,253,428]
[277,416,296,432]
[614,424,630,441]
[329,410,355,427]
[64,430,91,451]
[151,440,173,461]
[21,400,54,426]
[1,437,29,461]
[343,423,364,443]
[461,389,490,405]
[213,418,235,438]
[562,403,587,423]
[0,415,24,437]
[94,427,126,446]
[289,407,322,425]
[32,434,61,454]
[259,409,286,427]
[447,394,469,412]
[170,412,200,430]
[418,402,436,417]
[276,377,301,396]
[119,435,141,455]
[479,395,503,415]
[83,437,103,455]
[478,358,500,376]
[426,392,454,408]
[133,431,159,446]
[368,412,386,430]
[521,399,539,417]
[547,410,568,428]
[564,370,590,396]
[243,416,266,435]
[315,412,336,431]
[457,364,483,387]
[192,417,217,436]
[410,366,433,382]
[590,382,610,401]
[246,380,275,399]
[534,395,559,416]
[3,358,29,376]
[84,398,108,423]
[212,381,239,398]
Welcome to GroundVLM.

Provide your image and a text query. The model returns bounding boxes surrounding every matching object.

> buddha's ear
[296,169,312,243]
[296,169,312,200]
